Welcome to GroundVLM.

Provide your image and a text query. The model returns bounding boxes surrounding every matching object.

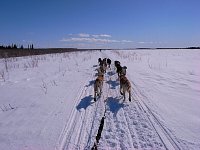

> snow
[0,49,200,150]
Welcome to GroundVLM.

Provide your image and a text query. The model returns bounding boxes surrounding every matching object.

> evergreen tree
[13,44,17,49]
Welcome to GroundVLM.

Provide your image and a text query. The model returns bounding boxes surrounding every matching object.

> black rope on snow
[92,62,111,150]
[91,143,98,150]
[91,102,107,150]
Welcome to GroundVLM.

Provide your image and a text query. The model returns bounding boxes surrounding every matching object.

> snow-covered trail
[99,69,160,149]
[1,49,199,150]
[96,67,180,150]
[56,58,180,149]
[55,73,105,150]
[104,50,200,150]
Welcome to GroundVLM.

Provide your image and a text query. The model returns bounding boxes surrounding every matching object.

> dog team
[94,57,131,102]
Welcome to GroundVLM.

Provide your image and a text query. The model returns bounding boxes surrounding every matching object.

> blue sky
[0,0,200,48]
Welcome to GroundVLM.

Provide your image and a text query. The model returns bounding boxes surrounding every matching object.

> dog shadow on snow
[76,95,94,111]
[106,97,125,117]
[85,80,95,87]
[107,71,115,76]
[106,79,119,89]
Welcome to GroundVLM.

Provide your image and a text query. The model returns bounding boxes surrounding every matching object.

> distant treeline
[1,44,200,58]
[156,47,200,49]
[186,47,200,49]
[0,44,34,50]
[0,48,88,58]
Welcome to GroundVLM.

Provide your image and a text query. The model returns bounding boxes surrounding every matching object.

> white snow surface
[0,49,200,150]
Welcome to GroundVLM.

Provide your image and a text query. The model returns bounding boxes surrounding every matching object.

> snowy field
[0,49,200,150]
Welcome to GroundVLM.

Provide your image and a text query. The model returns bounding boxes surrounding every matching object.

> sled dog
[119,75,131,101]
[94,75,104,101]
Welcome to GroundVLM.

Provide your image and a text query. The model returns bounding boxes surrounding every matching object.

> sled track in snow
[131,80,181,150]
[85,93,104,149]
[97,52,181,149]
[107,74,137,149]
[85,82,107,149]
[102,73,166,150]
[55,80,89,150]
[56,71,109,150]
[99,52,139,148]
[88,67,164,149]
[108,85,138,149]
[55,74,101,150]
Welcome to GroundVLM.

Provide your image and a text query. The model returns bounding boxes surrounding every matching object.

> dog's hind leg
[128,90,131,102]
[100,82,103,95]
[94,83,97,102]
[123,90,126,101]
[94,91,97,101]
[97,87,100,97]
[94,91,97,102]
[120,84,123,95]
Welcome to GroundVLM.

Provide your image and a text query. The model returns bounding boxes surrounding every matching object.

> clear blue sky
[0,0,200,48]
